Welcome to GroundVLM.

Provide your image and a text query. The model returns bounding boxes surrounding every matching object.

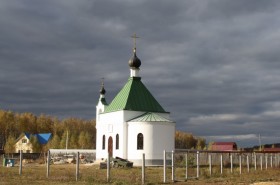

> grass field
[1,163,280,185]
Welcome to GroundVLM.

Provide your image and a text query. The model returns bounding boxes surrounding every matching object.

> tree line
[0,109,206,153]
[0,110,96,152]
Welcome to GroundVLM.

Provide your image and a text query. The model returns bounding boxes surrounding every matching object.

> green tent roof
[128,112,173,122]
[104,77,167,113]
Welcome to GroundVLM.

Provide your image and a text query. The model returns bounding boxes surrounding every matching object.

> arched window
[137,133,143,150]
[116,134,119,150]
[102,135,105,150]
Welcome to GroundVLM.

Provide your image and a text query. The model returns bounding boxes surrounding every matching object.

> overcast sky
[1,0,280,147]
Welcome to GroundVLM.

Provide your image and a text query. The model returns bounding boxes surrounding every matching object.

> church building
[96,38,175,165]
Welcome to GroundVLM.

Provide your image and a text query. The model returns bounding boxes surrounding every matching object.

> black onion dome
[100,82,106,95]
[128,48,141,68]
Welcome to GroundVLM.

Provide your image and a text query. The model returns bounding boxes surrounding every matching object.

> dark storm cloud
[1,0,280,147]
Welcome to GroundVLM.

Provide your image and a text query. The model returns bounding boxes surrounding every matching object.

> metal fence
[163,150,280,183]
[2,149,280,184]
[3,153,42,160]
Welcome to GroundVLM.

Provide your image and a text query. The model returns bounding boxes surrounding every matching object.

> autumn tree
[196,137,206,150]
[0,110,16,142]
[78,131,93,149]
[36,114,54,133]
[48,134,61,149]
[60,130,69,149]
[29,135,41,153]
[175,131,197,149]
[69,132,78,149]
[4,135,16,153]
[175,131,207,150]
[78,131,86,149]
[84,132,93,149]
[16,113,37,134]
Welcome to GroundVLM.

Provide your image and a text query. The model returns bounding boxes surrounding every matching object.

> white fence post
[163,150,166,183]
[275,154,277,168]
[185,153,188,179]
[196,151,200,178]
[239,154,242,174]
[265,154,268,170]
[47,150,50,178]
[172,150,175,182]
[277,153,279,167]
[271,154,273,168]
[220,154,223,174]
[278,153,280,167]
[260,155,263,171]
[19,150,22,175]
[76,152,80,181]
[254,153,257,170]
[209,154,212,176]
[247,155,250,173]
[107,153,110,183]
[142,153,145,185]
[230,153,233,173]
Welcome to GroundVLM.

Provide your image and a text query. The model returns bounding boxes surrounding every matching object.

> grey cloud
[1,0,280,147]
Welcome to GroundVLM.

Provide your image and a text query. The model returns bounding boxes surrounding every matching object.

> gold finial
[100,77,106,95]
[101,77,105,86]
[131,33,139,52]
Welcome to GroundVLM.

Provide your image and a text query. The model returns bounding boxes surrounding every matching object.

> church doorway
[108,136,113,157]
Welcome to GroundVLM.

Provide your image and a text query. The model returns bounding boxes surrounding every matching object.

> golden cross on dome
[101,77,105,86]
[131,33,139,49]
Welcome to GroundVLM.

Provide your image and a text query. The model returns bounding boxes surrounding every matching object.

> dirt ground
[253,183,280,185]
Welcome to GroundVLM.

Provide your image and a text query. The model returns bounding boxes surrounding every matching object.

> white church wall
[113,121,127,158]
[96,111,130,160]
[127,121,175,165]
[96,109,175,163]
[151,123,175,158]
[95,121,107,160]
[127,122,152,161]
[123,110,145,121]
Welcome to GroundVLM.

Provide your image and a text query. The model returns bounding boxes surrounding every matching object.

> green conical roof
[104,77,167,113]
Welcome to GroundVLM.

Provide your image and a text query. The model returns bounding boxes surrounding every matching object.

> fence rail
[164,150,280,183]
[1,150,280,184]
[3,153,42,160]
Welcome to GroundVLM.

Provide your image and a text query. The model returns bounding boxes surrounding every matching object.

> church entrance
[108,136,113,157]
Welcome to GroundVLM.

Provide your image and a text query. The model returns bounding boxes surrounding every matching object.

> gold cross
[131,33,139,49]
[101,77,105,86]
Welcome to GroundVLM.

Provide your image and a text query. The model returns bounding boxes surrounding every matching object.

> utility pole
[259,134,262,151]
[66,130,68,149]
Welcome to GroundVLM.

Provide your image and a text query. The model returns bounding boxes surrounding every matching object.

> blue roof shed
[24,133,52,144]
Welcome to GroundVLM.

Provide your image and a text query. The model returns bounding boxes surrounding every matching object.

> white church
[96,38,175,165]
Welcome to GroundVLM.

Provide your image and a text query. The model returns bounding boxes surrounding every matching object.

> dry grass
[1,163,280,185]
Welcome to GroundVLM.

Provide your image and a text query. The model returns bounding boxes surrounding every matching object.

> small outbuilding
[15,133,52,153]
[211,142,237,151]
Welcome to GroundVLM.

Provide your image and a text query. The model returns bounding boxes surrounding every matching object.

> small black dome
[128,48,141,68]
[100,87,106,95]
[100,82,106,95]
